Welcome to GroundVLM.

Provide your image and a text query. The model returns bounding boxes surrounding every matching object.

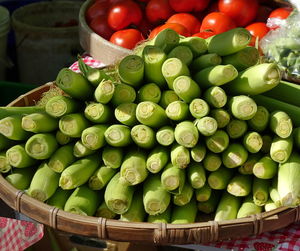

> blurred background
[0,0,85,104]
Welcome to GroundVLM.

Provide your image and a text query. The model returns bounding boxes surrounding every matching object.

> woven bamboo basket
[0,82,300,245]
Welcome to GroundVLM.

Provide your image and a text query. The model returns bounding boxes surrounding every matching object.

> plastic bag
[260,0,300,81]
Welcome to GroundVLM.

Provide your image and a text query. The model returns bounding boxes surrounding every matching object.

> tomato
[194,0,211,12]
[206,1,219,13]
[89,15,115,40]
[146,0,174,25]
[110,29,144,49]
[268,7,292,29]
[168,0,210,12]
[269,7,292,20]
[86,1,109,24]
[148,23,190,39]
[148,26,161,39]
[218,0,259,27]
[192,30,215,39]
[108,0,142,30]
[245,22,270,46]
[136,18,155,37]
[254,5,273,22]
[166,13,201,34]
[200,12,236,34]
[108,0,124,3]
[94,0,122,3]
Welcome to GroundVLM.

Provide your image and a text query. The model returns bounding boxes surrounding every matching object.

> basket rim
[1,170,299,244]
[1,82,300,245]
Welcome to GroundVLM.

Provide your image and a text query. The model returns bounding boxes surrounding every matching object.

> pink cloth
[0,217,44,251]
[209,222,300,251]
[69,55,106,73]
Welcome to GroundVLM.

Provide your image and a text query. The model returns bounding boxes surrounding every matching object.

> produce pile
[1,28,300,224]
[86,0,293,50]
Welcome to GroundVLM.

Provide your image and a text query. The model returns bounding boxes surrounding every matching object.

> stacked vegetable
[1,27,299,224]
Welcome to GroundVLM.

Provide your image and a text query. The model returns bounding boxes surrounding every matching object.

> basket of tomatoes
[79,0,293,65]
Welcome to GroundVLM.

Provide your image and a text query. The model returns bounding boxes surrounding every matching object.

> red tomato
[246,22,270,46]
[194,0,211,12]
[168,0,210,12]
[269,7,292,20]
[200,12,236,34]
[146,0,174,25]
[148,23,191,39]
[89,15,115,40]
[148,26,161,39]
[166,13,201,34]
[268,7,292,29]
[110,29,144,49]
[108,0,124,3]
[218,0,259,27]
[191,11,206,23]
[94,0,121,2]
[206,1,219,13]
[254,5,273,22]
[192,30,215,39]
[136,18,155,37]
[86,1,109,24]
[108,0,142,30]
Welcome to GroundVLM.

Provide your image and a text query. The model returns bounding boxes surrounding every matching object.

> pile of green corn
[1,27,300,224]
